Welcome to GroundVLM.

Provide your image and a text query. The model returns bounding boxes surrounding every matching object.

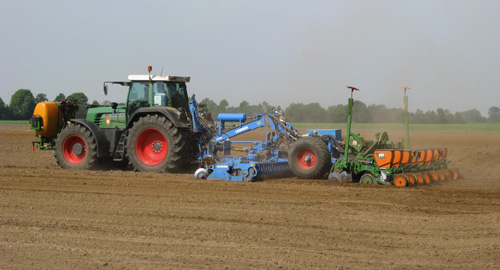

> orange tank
[32,102,59,137]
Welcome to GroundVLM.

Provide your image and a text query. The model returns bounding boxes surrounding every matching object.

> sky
[1,0,499,117]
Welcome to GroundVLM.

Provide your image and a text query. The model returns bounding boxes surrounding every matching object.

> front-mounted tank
[30,100,79,150]
[31,102,59,137]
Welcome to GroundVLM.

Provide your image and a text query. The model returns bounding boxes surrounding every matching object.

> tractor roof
[128,75,190,82]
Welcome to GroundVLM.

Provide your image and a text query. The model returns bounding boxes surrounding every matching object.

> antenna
[160,66,164,76]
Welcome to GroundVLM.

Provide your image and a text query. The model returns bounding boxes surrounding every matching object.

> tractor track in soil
[1,124,499,269]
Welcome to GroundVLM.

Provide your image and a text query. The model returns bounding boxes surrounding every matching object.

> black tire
[126,114,188,172]
[288,137,331,179]
[54,123,98,169]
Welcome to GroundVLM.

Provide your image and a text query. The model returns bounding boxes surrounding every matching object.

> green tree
[488,106,500,123]
[199,98,217,114]
[217,99,229,113]
[453,112,465,124]
[284,103,327,123]
[35,93,48,103]
[459,109,486,123]
[327,104,348,123]
[436,108,448,124]
[257,101,273,114]
[239,100,252,116]
[54,93,65,101]
[284,103,306,122]
[367,104,389,123]
[66,92,88,110]
[91,100,100,106]
[0,97,6,120]
[352,100,368,123]
[10,89,36,120]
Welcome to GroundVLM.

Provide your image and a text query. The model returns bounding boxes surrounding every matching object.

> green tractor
[31,66,197,172]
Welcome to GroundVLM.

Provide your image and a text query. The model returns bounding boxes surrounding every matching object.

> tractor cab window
[167,82,188,110]
[127,82,150,114]
[152,82,168,107]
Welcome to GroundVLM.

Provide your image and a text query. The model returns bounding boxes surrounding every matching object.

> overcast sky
[1,0,499,116]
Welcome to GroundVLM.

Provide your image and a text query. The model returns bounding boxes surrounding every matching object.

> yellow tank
[33,102,59,137]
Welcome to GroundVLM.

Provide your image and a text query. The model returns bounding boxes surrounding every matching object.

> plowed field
[1,124,499,269]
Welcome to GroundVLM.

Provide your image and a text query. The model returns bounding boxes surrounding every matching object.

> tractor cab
[126,75,190,116]
[103,74,191,125]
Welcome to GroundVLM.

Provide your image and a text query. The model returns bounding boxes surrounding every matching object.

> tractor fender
[69,119,109,158]
[127,107,189,129]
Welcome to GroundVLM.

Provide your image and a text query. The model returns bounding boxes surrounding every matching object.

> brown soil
[1,124,499,269]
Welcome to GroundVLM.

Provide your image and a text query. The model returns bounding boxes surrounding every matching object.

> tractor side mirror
[104,85,108,95]
[111,102,118,110]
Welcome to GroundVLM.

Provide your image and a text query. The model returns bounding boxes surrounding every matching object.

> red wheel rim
[296,149,316,170]
[136,128,167,166]
[62,135,87,164]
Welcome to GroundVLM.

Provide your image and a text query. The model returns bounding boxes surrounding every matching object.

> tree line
[199,97,500,124]
[1,89,499,124]
[0,89,93,120]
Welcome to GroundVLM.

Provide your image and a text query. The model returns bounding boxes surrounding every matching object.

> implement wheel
[438,170,447,181]
[423,172,432,184]
[393,174,408,187]
[415,173,425,185]
[428,171,439,182]
[359,173,374,184]
[406,173,417,185]
[55,123,98,169]
[450,169,460,180]
[127,115,188,172]
[288,137,331,179]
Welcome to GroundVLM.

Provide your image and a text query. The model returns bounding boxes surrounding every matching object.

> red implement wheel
[393,174,408,187]
[55,123,98,169]
[296,148,317,170]
[288,137,331,179]
[127,115,188,172]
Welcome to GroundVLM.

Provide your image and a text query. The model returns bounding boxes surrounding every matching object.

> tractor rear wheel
[288,137,331,179]
[126,115,188,173]
[55,123,98,169]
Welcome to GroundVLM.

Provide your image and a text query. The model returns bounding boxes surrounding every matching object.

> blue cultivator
[194,158,291,181]
[190,95,299,181]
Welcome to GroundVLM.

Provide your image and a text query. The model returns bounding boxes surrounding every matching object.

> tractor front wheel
[288,137,331,179]
[55,123,98,169]
[126,115,188,173]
